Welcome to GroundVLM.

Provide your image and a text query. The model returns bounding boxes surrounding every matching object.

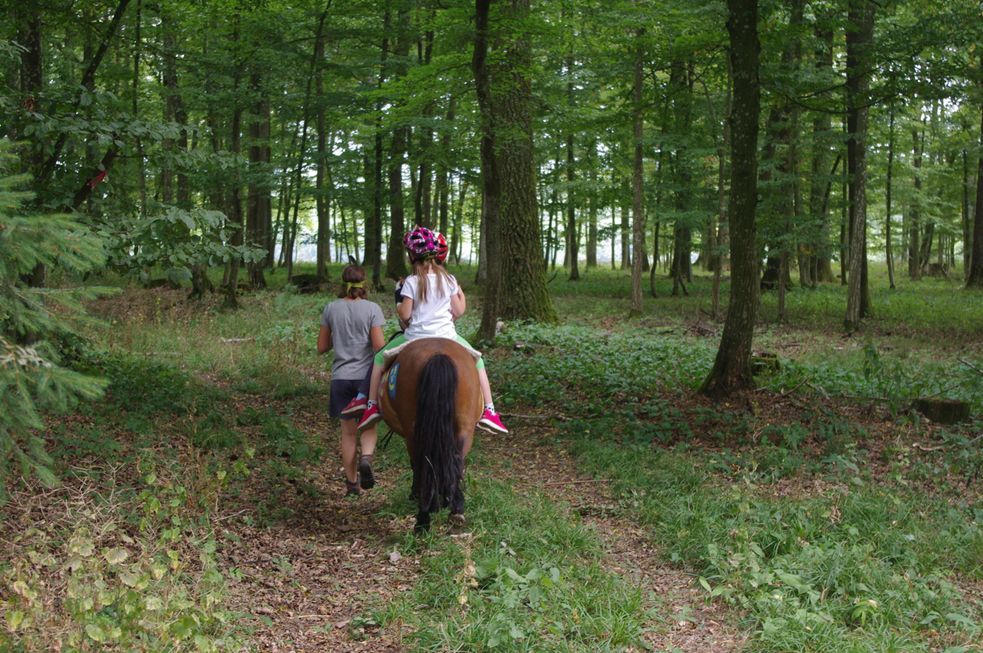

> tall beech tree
[844,0,875,331]
[476,0,555,336]
[701,0,761,397]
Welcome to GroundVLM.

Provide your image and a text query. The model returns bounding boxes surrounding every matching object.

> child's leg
[367,333,406,402]
[357,365,372,398]
[357,334,406,432]
[367,363,385,402]
[476,365,493,406]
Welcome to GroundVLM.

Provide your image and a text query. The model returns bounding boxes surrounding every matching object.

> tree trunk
[630,21,645,314]
[436,96,455,236]
[711,60,732,318]
[474,0,502,340]
[909,125,924,280]
[315,22,330,281]
[844,0,875,331]
[885,103,896,289]
[365,9,390,289]
[247,72,270,289]
[967,99,983,288]
[702,0,760,398]
[386,6,411,281]
[19,8,45,298]
[812,23,835,283]
[482,0,556,325]
[223,16,244,309]
[566,131,580,280]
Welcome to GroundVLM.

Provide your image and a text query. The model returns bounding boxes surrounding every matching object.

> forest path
[482,418,747,652]
[215,396,747,652]
[215,400,416,652]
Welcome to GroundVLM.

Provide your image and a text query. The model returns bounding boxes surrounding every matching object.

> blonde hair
[412,259,452,304]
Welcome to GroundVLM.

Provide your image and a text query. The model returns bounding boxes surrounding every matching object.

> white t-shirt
[400,272,459,340]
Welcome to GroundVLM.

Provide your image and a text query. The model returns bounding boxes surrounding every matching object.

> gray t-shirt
[320,299,385,380]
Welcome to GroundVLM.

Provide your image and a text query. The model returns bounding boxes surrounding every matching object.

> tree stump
[289,274,327,294]
[912,398,971,424]
[751,352,780,376]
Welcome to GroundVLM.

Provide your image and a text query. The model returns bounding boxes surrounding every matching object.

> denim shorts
[329,378,362,420]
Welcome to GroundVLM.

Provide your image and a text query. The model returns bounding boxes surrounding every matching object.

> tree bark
[909,125,924,280]
[474,0,503,341]
[844,0,875,331]
[315,19,330,281]
[630,22,645,314]
[885,104,896,289]
[365,8,390,289]
[967,99,983,288]
[386,5,411,281]
[811,23,836,283]
[484,0,556,325]
[701,0,760,398]
[586,139,598,268]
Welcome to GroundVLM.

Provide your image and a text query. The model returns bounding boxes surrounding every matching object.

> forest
[1,0,982,651]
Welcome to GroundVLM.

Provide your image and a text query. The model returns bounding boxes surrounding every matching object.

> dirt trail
[218,402,746,652]
[481,420,747,652]
[218,474,416,651]
[215,401,416,652]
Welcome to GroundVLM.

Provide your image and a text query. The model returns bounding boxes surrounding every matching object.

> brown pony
[379,337,482,532]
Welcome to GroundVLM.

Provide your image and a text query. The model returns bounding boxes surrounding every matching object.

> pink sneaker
[478,408,508,434]
[356,403,382,432]
[341,396,368,416]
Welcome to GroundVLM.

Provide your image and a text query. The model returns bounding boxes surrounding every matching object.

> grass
[559,423,983,652]
[5,257,980,651]
[374,445,649,652]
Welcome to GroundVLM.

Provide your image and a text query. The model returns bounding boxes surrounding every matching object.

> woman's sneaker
[341,396,368,416]
[358,455,375,490]
[478,408,508,434]
[356,403,382,432]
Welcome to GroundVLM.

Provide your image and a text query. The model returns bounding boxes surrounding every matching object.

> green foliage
[562,426,983,652]
[0,140,114,500]
[101,206,265,287]
[0,464,241,652]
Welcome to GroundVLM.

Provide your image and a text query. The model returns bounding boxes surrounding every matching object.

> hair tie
[345,281,365,291]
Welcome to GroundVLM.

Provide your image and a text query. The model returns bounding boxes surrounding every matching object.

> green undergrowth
[490,321,983,420]
[2,346,328,650]
[373,447,648,652]
[559,420,983,652]
[543,264,983,342]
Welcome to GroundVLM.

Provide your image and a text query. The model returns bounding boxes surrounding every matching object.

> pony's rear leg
[414,510,431,534]
[449,457,466,527]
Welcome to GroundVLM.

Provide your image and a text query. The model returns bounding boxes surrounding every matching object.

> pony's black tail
[413,353,463,517]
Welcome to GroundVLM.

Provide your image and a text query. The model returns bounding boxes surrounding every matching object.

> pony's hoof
[414,522,431,535]
[448,513,466,530]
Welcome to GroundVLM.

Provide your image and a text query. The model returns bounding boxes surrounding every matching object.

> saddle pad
[381,337,482,365]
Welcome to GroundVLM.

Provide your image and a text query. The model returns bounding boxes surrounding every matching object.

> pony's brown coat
[379,337,482,460]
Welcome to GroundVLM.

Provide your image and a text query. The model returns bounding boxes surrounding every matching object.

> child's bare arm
[397,297,413,322]
[450,287,466,319]
[370,326,385,351]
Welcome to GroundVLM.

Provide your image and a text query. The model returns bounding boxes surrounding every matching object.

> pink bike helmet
[403,226,439,262]
[435,232,449,264]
